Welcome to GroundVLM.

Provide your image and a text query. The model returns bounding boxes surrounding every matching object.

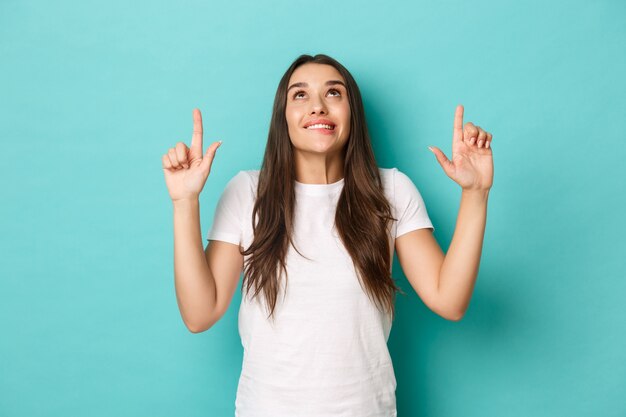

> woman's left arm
[396,104,494,321]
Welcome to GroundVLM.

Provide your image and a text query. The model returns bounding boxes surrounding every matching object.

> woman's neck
[293,149,345,184]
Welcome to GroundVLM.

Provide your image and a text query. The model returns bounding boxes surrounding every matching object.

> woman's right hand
[162,108,222,202]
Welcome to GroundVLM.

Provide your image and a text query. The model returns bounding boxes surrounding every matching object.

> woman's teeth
[306,124,335,130]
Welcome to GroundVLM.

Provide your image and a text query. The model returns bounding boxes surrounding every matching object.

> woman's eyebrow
[287,80,346,93]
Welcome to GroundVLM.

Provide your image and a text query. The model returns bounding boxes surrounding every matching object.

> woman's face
[285,63,351,158]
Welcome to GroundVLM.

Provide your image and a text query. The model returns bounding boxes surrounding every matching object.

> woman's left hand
[428,104,494,191]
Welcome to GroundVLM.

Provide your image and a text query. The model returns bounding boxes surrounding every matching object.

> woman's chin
[291,134,348,156]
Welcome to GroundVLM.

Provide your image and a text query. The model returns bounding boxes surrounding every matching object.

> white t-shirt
[207,167,434,417]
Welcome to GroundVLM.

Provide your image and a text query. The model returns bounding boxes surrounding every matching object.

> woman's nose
[309,94,327,114]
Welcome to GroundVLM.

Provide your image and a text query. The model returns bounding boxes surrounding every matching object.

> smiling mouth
[305,124,335,131]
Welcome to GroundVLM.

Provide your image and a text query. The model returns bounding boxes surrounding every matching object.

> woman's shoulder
[236,169,260,182]
[377,166,401,189]
[377,166,424,201]
[377,166,419,186]
[221,170,260,199]
[228,169,260,184]
[377,167,397,180]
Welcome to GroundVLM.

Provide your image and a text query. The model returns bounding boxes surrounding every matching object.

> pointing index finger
[453,104,464,143]
[191,108,203,153]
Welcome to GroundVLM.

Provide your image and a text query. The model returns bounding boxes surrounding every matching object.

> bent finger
[464,122,478,143]
[175,142,189,168]
[476,128,487,148]
[168,148,181,168]
[162,154,173,169]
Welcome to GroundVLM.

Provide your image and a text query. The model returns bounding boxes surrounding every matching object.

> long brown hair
[240,53,406,323]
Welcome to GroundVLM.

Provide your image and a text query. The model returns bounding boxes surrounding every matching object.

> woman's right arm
[173,198,243,333]
[163,108,243,333]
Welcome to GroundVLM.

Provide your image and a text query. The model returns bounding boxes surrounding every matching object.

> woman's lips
[304,127,336,135]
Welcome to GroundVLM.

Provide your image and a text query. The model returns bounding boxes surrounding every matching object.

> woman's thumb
[428,146,454,175]
[201,141,222,173]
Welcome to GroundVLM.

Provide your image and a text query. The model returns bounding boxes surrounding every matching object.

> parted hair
[240,53,406,323]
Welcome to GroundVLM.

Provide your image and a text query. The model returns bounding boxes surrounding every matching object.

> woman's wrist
[172,197,200,208]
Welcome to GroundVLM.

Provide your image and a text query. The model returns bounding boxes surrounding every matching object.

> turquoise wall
[1,0,624,415]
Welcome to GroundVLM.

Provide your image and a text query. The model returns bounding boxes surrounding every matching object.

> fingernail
[428,146,434,152]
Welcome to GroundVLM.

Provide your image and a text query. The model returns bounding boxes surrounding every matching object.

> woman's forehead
[289,63,344,84]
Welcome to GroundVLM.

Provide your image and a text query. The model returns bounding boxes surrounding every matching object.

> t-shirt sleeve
[206,171,250,246]
[393,168,434,238]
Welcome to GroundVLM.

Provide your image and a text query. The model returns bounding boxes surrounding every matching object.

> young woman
[162,54,493,416]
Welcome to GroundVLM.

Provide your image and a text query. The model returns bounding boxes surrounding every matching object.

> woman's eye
[328,88,341,97]
[293,89,341,99]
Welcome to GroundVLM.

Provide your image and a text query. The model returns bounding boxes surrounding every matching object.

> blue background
[1,0,624,416]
